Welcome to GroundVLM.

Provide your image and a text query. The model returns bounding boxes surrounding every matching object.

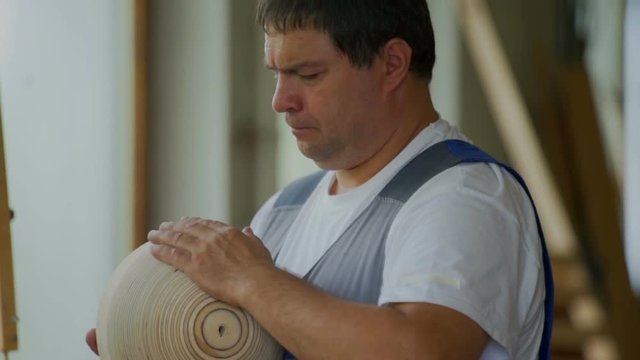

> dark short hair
[257,0,436,81]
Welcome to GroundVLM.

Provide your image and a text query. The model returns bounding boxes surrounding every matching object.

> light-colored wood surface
[97,243,283,359]
[0,103,17,352]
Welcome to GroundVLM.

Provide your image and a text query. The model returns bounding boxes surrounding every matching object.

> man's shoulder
[404,161,530,212]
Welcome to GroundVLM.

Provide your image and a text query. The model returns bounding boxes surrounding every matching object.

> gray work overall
[259,140,554,360]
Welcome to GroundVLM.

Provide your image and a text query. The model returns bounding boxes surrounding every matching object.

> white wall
[429,0,461,126]
[147,0,231,226]
[625,0,640,296]
[0,1,133,360]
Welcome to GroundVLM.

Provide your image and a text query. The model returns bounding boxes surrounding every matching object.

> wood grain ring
[96,242,283,359]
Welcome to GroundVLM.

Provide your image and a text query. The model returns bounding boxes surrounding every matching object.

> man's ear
[381,38,412,92]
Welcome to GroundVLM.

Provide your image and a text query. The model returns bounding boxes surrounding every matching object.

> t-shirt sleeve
[378,163,543,355]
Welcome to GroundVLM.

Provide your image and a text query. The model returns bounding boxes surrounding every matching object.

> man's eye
[300,73,320,81]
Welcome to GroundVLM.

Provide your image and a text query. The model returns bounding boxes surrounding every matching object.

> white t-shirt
[251,119,545,359]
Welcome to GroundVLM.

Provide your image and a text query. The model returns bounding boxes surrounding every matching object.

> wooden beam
[563,65,640,360]
[455,0,577,259]
[624,0,640,298]
[0,100,17,352]
[531,44,579,233]
[455,1,635,358]
[133,0,149,249]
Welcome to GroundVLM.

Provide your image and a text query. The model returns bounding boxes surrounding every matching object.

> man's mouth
[290,126,315,139]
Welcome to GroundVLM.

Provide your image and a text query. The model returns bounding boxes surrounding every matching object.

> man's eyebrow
[264,61,325,73]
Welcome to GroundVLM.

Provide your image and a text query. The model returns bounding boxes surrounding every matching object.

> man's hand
[85,328,99,355]
[147,217,274,307]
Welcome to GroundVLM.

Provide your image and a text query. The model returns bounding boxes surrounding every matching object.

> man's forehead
[264,29,337,64]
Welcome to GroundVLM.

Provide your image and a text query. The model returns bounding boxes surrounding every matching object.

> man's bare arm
[149,217,488,360]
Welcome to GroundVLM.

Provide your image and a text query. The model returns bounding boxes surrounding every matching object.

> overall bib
[260,140,554,360]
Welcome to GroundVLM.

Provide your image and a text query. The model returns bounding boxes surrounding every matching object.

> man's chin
[296,143,350,170]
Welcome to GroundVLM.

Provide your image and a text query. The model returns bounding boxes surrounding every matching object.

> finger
[158,221,176,231]
[176,219,235,243]
[150,244,191,269]
[175,219,219,239]
[85,328,99,355]
[242,226,259,240]
[199,219,230,231]
[148,229,198,251]
[243,227,263,243]
[179,216,202,227]
[157,217,199,232]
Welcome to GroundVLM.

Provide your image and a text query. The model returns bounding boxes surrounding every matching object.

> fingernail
[150,243,165,254]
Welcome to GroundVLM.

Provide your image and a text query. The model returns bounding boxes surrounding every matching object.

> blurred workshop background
[0,0,638,359]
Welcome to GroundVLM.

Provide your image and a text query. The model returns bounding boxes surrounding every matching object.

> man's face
[265,29,394,170]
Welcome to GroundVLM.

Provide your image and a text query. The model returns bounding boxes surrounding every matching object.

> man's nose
[272,77,301,114]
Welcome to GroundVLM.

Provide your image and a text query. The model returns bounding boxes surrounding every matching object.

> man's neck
[331,89,439,195]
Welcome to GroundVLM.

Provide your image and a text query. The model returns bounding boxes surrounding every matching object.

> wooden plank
[552,258,590,306]
[0,102,17,351]
[454,2,622,358]
[455,0,577,259]
[133,0,149,249]
[563,65,640,360]
[531,44,579,233]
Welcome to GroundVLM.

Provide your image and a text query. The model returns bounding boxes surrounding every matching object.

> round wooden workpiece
[96,242,283,359]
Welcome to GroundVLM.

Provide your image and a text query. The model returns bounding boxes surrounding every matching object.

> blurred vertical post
[0,99,17,352]
[625,0,640,297]
[455,0,577,259]
[133,0,149,249]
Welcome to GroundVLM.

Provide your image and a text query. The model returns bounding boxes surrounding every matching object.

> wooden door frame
[133,0,149,250]
[0,95,17,353]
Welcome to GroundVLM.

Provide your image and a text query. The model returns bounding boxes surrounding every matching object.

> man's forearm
[239,267,402,359]
[147,219,486,359]
[238,266,468,360]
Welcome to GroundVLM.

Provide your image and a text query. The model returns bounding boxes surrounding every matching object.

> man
[88,0,552,358]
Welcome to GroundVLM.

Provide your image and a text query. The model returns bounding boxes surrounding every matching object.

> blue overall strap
[445,140,554,360]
